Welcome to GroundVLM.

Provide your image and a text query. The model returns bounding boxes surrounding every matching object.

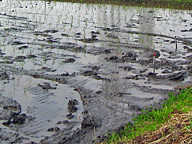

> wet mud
[0,0,192,143]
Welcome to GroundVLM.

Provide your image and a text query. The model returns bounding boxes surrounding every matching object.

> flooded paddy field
[0,0,191,143]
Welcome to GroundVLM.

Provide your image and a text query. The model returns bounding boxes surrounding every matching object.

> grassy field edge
[53,0,192,10]
[101,87,192,143]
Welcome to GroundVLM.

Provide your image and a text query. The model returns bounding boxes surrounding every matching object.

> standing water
[0,0,191,143]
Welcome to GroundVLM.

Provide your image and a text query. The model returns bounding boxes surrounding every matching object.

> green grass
[52,0,192,10]
[104,87,192,143]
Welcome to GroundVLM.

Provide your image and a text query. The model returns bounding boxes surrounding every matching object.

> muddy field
[0,0,191,143]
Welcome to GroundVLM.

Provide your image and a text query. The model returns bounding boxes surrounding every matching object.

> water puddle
[0,75,83,143]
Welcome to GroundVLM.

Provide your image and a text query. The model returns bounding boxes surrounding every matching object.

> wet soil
[0,0,192,143]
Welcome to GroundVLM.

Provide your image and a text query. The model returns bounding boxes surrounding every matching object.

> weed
[57,0,192,10]
[104,88,192,143]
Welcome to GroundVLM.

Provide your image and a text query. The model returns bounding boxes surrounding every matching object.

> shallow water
[0,0,191,74]
[0,75,83,142]
[0,0,191,143]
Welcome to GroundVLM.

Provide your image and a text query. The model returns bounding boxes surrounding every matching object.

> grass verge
[53,0,192,10]
[101,87,192,143]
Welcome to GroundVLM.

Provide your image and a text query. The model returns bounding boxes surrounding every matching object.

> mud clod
[96,91,102,94]
[162,69,172,74]
[12,41,25,45]
[60,72,70,76]
[12,113,27,124]
[14,56,27,62]
[81,116,101,129]
[27,141,37,144]
[66,113,74,119]
[0,96,21,121]
[123,66,134,71]
[63,58,76,63]
[106,56,118,61]
[82,70,98,76]
[41,67,56,72]
[27,55,37,59]
[3,112,33,126]
[63,120,70,124]
[186,65,192,73]
[0,72,9,80]
[47,126,60,132]
[91,31,100,35]
[54,126,60,132]
[44,29,58,33]
[103,49,111,54]
[38,82,56,90]
[18,45,28,50]
[79,38,98,43]
[121,52,137,62]
[91,66,100,71]
[57,121,62,124]
[168,72,185,81]
[68,99,79,105]
[68,99,79,113]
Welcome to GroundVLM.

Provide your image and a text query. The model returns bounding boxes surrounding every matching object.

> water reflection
[139,9,154,48]
[0,0,191,99]
[0,0,191,43]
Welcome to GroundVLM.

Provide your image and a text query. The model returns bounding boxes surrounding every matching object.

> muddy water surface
[0,75,83,141]
[0,0,191,143]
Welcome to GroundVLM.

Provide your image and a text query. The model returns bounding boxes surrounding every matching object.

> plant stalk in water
[153,52,156,73]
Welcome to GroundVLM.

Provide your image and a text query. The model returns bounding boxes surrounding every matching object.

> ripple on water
[0,75,83,142]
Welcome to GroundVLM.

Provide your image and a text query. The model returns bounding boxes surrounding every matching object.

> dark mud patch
[67,99,79,113]
[0,72,10,80]
[38,82,57,90]
[78,38,98,43]
[0,96,21,121]
[63,58,76,63]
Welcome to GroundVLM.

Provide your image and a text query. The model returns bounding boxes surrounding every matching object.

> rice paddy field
[0,0,191,143]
